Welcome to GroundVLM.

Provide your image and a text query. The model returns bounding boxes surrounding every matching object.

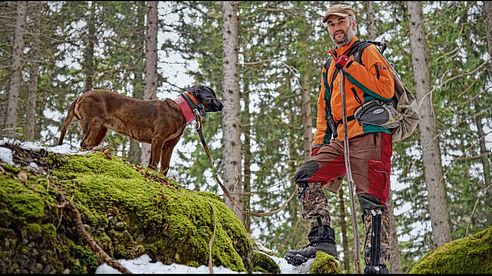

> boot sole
[285,252,314,266]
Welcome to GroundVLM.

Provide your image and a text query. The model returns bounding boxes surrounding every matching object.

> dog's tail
[58,98,79,145]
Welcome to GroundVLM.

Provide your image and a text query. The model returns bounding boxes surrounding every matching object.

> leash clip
[193,109,202,130]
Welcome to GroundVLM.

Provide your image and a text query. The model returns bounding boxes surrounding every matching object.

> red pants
[295,132,392,207]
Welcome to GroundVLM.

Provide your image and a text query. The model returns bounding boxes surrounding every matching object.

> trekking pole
[339,67,361,274]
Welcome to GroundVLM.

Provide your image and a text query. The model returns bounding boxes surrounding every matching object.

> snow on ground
[0,138,89,156]
[95,254,315,274]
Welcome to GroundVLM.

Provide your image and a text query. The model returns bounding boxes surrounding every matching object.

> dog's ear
[187,85,197,93]
[201,86,217,97]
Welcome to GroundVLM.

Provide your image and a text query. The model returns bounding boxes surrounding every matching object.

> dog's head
[188,85,223,113]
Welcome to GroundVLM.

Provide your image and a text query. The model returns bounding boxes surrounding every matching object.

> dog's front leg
[149,137,165,170]
[159,135,182,176]
[159,145,175,176]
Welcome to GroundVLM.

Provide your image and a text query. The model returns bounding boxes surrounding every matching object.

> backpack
[322,40,419,142]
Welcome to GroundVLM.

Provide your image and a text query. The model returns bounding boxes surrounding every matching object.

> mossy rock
[252,251,281,274]
[0,146,254,273]
[409,226,492,274]
[309,251,342,274]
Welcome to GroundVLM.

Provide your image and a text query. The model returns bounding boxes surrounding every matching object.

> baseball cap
[323,4,355,23]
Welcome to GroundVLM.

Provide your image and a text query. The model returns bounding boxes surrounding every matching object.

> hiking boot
[364,264,389,274]
[285,241,337,266]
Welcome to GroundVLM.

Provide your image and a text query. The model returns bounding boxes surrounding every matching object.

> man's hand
[335,55,349,69]
[311,146,321,157]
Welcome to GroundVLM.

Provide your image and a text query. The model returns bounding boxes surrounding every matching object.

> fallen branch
[57,201,132,274]
[208,202,217,274]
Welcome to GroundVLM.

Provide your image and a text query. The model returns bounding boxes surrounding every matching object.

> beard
[331,26,356,46]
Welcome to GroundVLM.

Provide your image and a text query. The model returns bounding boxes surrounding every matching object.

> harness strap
[322,40,382,139]
[336,115,356,126]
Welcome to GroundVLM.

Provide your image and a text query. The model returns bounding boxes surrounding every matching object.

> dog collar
[174,93,198,124]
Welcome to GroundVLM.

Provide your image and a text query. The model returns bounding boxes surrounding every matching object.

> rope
[207,202,217,274]
[339,67,361,274]
[194,115,297,217]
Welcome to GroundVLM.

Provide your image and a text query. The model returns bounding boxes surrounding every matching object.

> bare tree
[485,1,492,64]
[300,72,312,161]
[128,2,146,165]
[337,190,350,272]
[243,80,251,231]
[365,2,377,40]
[407,1,451,247]
[25,1,44,140]
[83,1,96,93]
[475,0,492,225]
[221,1,243,221]
[141,1,159,167]
[5,1,27,139]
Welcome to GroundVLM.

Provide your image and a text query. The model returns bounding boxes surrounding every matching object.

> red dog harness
[174,92,199,124]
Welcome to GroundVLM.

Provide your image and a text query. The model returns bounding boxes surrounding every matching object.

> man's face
[326,15,356,46]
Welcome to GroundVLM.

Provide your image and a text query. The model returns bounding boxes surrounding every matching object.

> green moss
[252,251,280,274]
[309,251,342,274]
[409,226,492,274]
[1,151,255,273]
[0,163,20,173]
[69,242,99,274]
[0,178,45,220]
[42,223,57,240]
[26,223,42,235]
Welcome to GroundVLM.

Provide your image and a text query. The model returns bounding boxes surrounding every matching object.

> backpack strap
[326,40,373,93]
[322,58,337,140]
[322,40,375,136]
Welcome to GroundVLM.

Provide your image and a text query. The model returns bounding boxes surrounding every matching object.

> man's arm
[341,45,394,100]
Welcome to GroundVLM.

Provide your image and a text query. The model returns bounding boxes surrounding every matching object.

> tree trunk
[243,80,251,232]
[365,2,377,40]
[480,1,492,225]
[338,189,350,273]
[472,104,492,225]
[141,0,159,167]
[83,1,96,93]
[485,1,492,64]
[221,1,243,221]
[387,193,401,273]
[300,71,312,161]
[5,1,27,139]
[407,1,451,247]
[128,1,146,165]
[25,1,43,141]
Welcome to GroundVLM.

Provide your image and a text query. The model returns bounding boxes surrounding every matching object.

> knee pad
[294,160,319,184]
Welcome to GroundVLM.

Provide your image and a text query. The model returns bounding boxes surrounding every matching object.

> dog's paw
[91,145,113,159]
[102,148,113,159]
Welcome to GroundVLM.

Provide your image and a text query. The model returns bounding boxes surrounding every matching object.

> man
[284,4,394,274]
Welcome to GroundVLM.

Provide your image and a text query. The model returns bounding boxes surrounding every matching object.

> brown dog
[58,85,223,175]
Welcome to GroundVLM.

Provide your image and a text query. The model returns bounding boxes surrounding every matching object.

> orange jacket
[313,36,395,146]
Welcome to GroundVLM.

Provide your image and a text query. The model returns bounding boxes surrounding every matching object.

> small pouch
[354,100,402,129]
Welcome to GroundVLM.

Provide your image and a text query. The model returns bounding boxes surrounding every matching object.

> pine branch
[419,58,490,110]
